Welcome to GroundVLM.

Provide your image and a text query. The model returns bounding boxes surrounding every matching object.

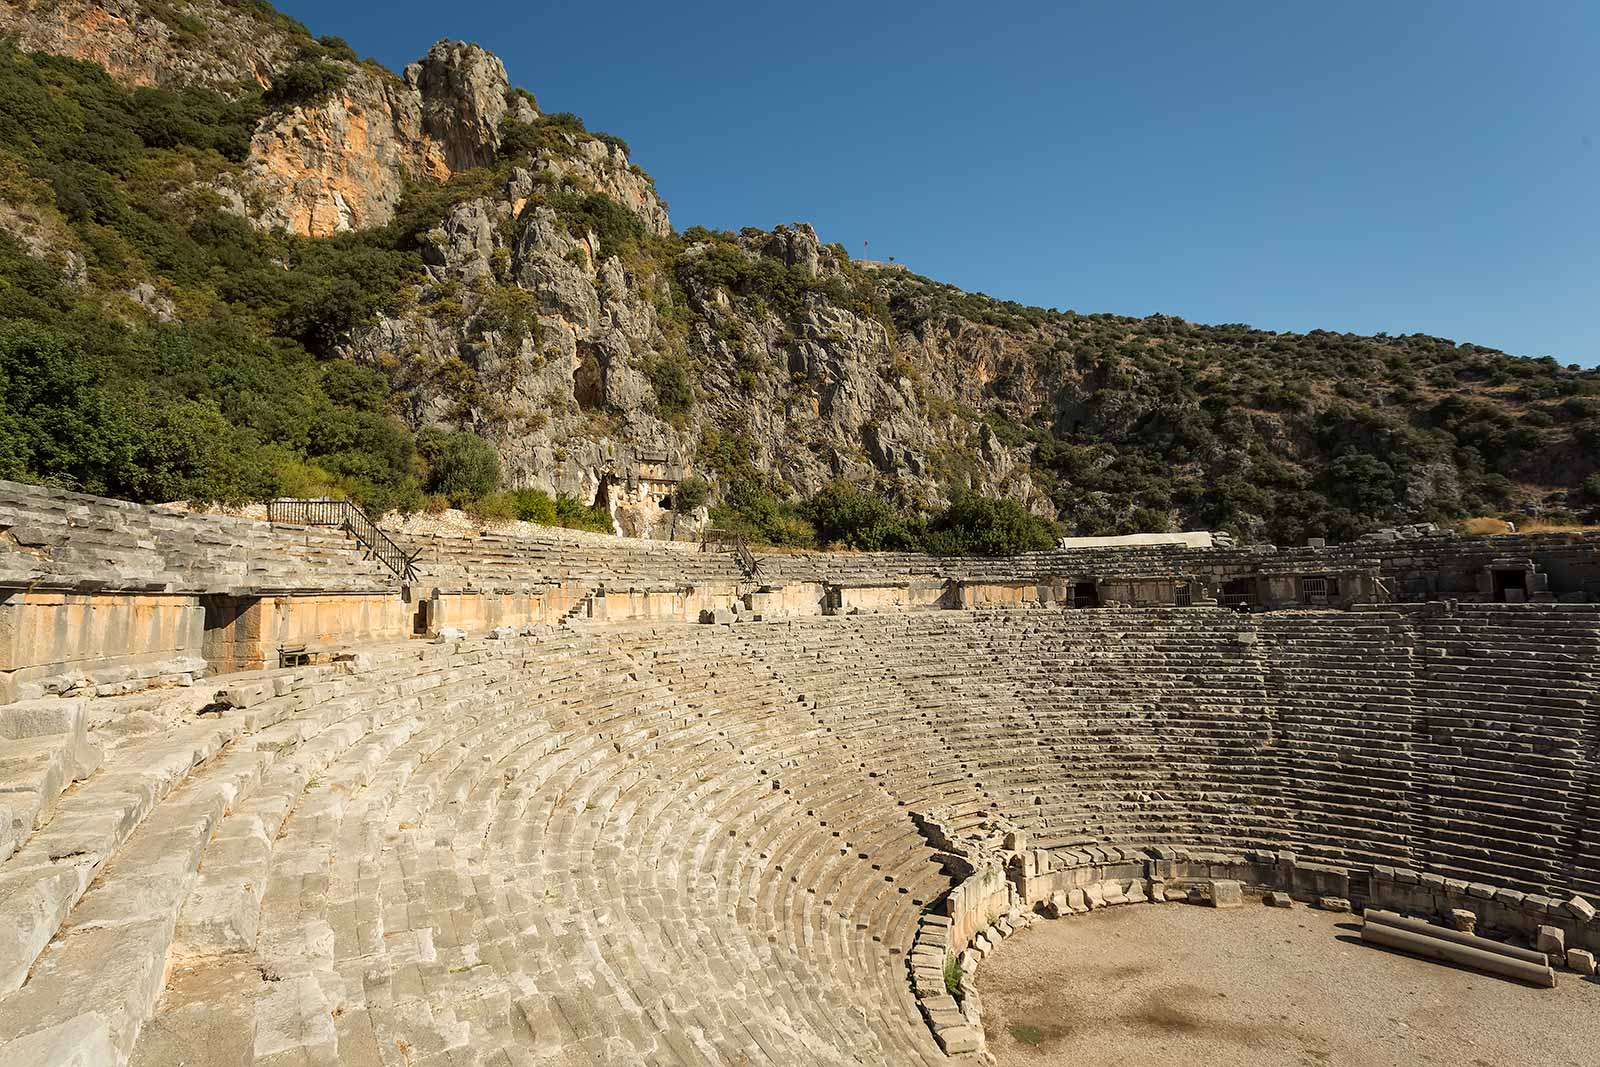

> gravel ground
[977,902,1598,1067]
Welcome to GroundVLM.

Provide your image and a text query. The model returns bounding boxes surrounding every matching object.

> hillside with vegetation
[0,0,1595,552]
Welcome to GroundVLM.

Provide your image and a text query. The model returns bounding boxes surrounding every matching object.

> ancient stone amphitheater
[1,479,1598,1065]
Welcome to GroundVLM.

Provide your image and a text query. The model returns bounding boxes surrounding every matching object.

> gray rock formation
[406,39,534,172]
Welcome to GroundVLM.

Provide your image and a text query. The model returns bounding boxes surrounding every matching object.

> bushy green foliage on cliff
[802,481,1056,555]
[886,271,1599,542]
[262,59,347,109]
[0,44,455,511]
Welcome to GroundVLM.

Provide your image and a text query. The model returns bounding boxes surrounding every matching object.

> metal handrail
[698,528,762,580]
[268,499,421,583]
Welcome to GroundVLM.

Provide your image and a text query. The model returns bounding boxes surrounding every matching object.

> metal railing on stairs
[732,535,763,582]
[267,498,422,583]
[698,528,764,583]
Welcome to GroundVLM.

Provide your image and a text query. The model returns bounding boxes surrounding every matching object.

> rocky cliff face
[341,182,1052,536]
[0,0,296,90]
[237,42,534,237]
[2,4,533,237]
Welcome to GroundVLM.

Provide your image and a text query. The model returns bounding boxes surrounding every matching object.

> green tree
[921,492,1057,556]
[420,430,501,507]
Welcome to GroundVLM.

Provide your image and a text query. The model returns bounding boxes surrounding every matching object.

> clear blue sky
[276,0,1599,366]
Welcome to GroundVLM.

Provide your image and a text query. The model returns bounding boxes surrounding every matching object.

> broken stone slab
[174,869,262,953]
[1265,891,1294,908]
[1448,909,1478,934]
[1318,896,1351,913]
[1067,887,1089,913]
[1565,895,1596,924]
[432,627,467,642]
[1205,880,1244,909]
[487,625,518,640]
[1536,925,1565,961]
[933,1023,981,1055]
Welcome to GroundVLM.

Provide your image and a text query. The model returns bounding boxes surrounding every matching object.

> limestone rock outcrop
[406,39,535,172]
[243,39,530,236]
[0,0,296,91]
[242,68,449,236]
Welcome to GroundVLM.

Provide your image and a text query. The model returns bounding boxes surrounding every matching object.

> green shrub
[420,430,500,506]
[674,477,710,512]
[263,60,348,109]
[464,491,516,524]
[921,492,1057,556]
[554,492,614,532]
[804,481,918,551]
[507,487,557,524]
[943,955,963,998]
[645,355,695,419]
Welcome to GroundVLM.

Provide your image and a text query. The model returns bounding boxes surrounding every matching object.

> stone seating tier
[0,604,1597,1066]
[0,481,395,594]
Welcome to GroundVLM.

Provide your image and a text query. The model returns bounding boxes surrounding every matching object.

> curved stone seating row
[687,606,1600,897]
[34,629,955,1066]
[408,531,745,592]
[0,480,395,594]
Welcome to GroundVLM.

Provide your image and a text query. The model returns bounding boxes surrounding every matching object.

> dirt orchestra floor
[977,900,1600,1067]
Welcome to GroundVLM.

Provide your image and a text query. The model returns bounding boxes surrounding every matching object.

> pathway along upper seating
[1,481,1599,1065]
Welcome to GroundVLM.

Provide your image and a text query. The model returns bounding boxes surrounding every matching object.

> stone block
[1448,909,1477,934]
[1536,924,1565,961]
[1567,949,1597,976]
[1206,880,1244,909]
[1318,897,1351,913]
[933,1024,981,1055]
[1265,891,1294,909]
[0,1016,116,1067]
[1565,895,1596,924]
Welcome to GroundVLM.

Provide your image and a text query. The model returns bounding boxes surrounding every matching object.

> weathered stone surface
[1206,880,1244,909]
[0,1015,116,1067]
[1536,924,1566,961]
